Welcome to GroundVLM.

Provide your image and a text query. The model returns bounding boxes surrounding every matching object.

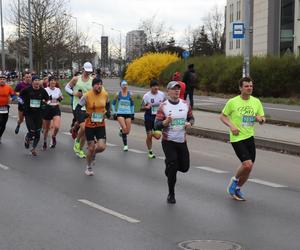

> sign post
[182,50,190,69]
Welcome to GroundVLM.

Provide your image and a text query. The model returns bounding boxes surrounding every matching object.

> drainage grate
[178,240,244,250]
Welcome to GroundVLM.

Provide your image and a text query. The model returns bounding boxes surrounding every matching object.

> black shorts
[18,103,24,112]
[231,136,256,163]
[43,106,61,120]
[144,119,155,132]
[85,126,106,142]
[117,114,132,119]
[73,109,86,124]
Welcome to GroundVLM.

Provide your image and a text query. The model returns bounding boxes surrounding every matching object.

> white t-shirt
[142,90,166,117]
[45,87,62,106]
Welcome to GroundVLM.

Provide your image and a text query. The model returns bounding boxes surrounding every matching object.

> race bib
[118,99,131,113]
[151,105,159,115]
[242,116,255,126]
[170,118,186,130]
[30,99,41,108]
[0,106,8,114]
[91,112,103,123]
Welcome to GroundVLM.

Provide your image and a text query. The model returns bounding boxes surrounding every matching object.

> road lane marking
[195,166,228,174]
[106,143,118,147]
[264,107,300,113]
[248,178,287,188]
[157,156,165,160]
[0,163,9,170]
[62,132,72,136]
[128,149,146,154]
[78,199,140,223]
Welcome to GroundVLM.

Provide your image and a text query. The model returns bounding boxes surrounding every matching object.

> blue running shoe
[234,188,246,201]
[227,177,238,197]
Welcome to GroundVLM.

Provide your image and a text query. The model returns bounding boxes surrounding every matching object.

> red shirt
[178,81,186,99]
[0,84,15,106]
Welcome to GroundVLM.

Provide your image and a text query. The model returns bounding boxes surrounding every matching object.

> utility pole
[243,0,251,77]
[0,0,5,72]
[17,0,21,77]
[28,0,33,71]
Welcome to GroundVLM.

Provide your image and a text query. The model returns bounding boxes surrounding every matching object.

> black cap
[92,77,103,86]
[32,75,40,81]
[150,79,159,87]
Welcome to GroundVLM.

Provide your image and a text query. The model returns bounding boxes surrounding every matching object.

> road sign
[182,50,190,59]
[232,22,245,39]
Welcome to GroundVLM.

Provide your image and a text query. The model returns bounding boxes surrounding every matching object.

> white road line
[0,163,9,170]
[62,132,72,136]
[157,156,165,160]
[128,149,146,154]
[264,107,300,113]
[195,166,228,174]
[248,178,287,188]
[106,143,118,147]
[78,199,140,223]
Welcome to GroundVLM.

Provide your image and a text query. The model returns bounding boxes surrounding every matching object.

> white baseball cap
[83,62,93,72]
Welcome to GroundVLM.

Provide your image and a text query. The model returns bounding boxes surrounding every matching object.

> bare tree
[204,5,225,54]
[138,15,173,52]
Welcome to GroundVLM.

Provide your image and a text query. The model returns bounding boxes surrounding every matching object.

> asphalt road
[103,78,300,123]
[0,111,300,250]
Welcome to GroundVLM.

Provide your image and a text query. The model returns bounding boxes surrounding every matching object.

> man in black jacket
[183,64,197,109]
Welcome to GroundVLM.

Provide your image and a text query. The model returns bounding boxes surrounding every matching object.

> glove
[17,96,24,105]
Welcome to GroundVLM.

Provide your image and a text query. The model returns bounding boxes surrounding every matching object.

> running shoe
[42,142,47,150]
[24,135,30,149]
[227,176,239,197]
[50,136,56,148]
[31,148,37,156]
[85,167,94,176]
[15,124,20,134]
[76,150,86,158]
[167,194,176,204]
[73,140,80,153]
[148,151,156,159]
[234,188,246,201]
[123,145,128,151]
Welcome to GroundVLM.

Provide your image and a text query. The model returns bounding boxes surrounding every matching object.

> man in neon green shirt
[220,77,266,201]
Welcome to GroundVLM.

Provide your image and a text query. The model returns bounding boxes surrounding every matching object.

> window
[237,1,241,20]
[236,39,241,49]
[229,4,234,23]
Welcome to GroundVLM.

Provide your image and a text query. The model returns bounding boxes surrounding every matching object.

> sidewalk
[134,110,300,156]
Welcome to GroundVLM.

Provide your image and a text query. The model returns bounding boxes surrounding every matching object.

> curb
[60,105,300,156]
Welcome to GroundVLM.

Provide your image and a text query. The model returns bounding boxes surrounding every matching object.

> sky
[3,0,226,53]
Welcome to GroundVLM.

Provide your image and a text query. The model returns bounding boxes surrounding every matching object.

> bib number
[118,100,131,113]
[242,116,255,126]
[30,99,41,108]
[0,106,8,114]
[151,105,159,115]
[91,112,103,123]
[170,118,186,130]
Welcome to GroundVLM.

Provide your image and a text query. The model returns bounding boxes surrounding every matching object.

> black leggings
[25,114,42,148]
[184,87,194,109]
[0,113,9,137]
[162,140,190,195]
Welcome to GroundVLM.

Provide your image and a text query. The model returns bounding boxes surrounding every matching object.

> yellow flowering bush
[125,52,180,86]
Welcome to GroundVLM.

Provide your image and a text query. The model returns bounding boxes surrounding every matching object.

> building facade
[225,0,300,56]
[125,30,146,62]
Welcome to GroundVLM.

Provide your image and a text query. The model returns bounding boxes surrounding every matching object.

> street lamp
[111,28,122,76]
[0,0,5,71]
[28,0,33,71]
[64,13,78,70]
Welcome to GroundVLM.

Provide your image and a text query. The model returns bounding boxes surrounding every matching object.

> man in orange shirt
[0,74,16,143]
[75,78,111,176]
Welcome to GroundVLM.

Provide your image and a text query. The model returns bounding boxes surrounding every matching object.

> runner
[75,78,110,176]
[14,72,32,134]
[172,72,186,99]
[0,74,17,144]
[141,79,166,159]
[42,76,63,150]
[220,77,265,201]
[65,62,93,158]
[19,76,49,156]
[154,81,194,204]
[112,80,134,151]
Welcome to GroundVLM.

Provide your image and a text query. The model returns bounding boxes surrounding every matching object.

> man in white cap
[65,62,93,158]
[154,81,194,204]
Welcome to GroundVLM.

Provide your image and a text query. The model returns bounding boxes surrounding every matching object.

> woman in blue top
[112,80,134,151]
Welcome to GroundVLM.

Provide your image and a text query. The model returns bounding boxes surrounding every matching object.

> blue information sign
[182,50,190,59]
[232,23,245,39]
